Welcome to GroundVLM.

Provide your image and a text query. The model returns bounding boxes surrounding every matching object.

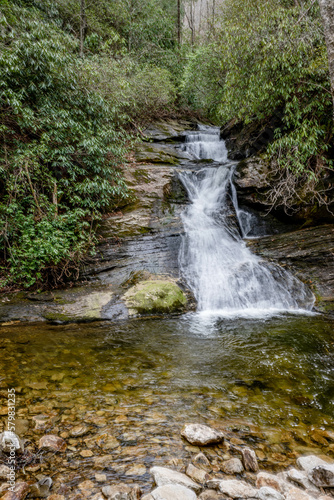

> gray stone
[257,487,284,500]
[308,464,334,487]
[181,424,224,446]
[287,469,319,492]
[297,456,329,472]
[218,480,258,498]
[150,466,202,493]
[151,484,197,500]
[221,458,244,475]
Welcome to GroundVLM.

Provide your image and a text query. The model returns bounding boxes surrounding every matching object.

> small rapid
[179,126,315,316]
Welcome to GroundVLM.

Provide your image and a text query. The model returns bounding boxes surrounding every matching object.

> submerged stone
[181,424,224,446]
[123,280,187,316]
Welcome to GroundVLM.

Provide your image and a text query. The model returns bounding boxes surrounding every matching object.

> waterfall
[179,126,315,316]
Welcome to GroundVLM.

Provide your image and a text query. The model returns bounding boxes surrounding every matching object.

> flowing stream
[179,126,315,316]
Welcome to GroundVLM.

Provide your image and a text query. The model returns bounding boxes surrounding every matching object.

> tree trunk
[80,0,86,57]
[177,0,181,45]
[319,0,334,116]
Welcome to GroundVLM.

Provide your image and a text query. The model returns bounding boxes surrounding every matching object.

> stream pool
[0,312,334,493]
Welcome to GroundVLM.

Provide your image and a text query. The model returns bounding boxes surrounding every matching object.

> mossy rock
[123,280,187,316]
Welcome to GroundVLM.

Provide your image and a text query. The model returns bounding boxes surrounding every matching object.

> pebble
[70,425,90,437]
[95,473,107,482]
[79,449,94,457]
[256,472,285,493]
[0,465,11,480]
[0,432,24,453]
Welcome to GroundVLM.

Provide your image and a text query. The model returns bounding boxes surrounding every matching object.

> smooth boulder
[181,424,224,446]
[150,467,201,494]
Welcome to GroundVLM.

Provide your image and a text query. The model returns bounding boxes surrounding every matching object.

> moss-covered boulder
[123,280,187,316]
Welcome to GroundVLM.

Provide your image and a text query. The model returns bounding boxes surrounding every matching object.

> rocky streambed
[1,421,334,499]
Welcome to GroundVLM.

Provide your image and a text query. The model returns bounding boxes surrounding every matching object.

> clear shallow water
[1,315,334,451]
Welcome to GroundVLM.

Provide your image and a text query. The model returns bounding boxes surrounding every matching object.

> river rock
[70,425,90,437]
[221,458,244,474]
[186,463,209,484]
[123,280,187,316]
[0,465,10,480]
[199,490,226,500]
[102,484,141,500]
[0,432,24,454]
[0,482,30,500]
[297,456,329,472]
[258,487,284,500]
[150,484,197,500]
[287,469,319,492]
[218,479,257,498]
[285,487,316,500]
[308,464,334,487]
[256,472,285,493]
[181,424,224,446]
[30,477,52,498]
[241,448,259,472]
[38,435,67,452]
[193,453,212,472]
[150,466,201,493]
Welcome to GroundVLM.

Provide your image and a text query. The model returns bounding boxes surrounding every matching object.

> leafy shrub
[0,3,129,288]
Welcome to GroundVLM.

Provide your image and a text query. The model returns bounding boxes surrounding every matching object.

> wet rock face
[308,463,334,487]
[247,224,334,312]
[123,279,188,316]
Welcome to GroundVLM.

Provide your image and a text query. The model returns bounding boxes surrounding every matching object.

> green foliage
[0,2,129,288]
[180,0,333,209]
[180,43,223,118]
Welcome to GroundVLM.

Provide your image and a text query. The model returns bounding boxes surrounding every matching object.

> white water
[179,126,315,316]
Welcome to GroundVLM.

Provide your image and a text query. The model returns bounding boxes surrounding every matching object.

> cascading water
[179,126,315,316]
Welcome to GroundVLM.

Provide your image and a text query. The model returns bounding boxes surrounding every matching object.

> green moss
[124,280,187,315]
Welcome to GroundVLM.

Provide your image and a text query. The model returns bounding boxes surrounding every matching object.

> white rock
[297,456,329,472]
[151,485,197,500]
[0,431,24,453]
[286,486,316,500]
[102,484,131,499]
[287,469,319,493]
[257,487,284,500]
[150,466,201,494]
[181,424,224,446]
[218,479,258,498]
[256,472,287,493]
[308,464,334,488]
